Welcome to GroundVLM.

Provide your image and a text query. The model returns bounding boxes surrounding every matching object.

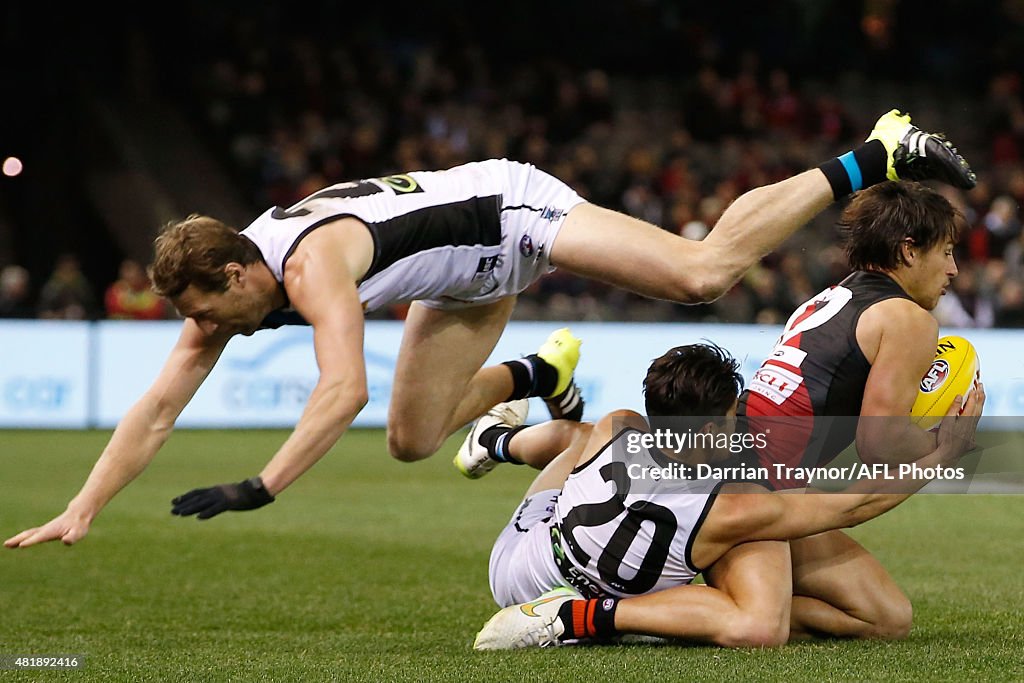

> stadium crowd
[4,4,1024,328]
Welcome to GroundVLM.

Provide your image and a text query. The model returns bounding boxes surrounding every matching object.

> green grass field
[2,429,1022,682]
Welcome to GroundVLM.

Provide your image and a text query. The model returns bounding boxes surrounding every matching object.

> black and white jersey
[241,159,584,322]
[551,428,724,598]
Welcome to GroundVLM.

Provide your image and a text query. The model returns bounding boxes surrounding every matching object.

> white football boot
[473,586,580,650]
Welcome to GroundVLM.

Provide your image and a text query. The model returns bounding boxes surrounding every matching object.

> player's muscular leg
[789,529,912,640]
[550,170,832,304]
[387,298,517,462]
[520,422,591,498]
[613,541,791,646]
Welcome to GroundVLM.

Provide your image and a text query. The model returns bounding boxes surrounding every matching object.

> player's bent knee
[873,598,913,641]
[386,430,440,463]
[387,441,434,463]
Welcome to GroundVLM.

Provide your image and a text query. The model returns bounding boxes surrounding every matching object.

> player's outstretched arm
[5,320,228,548]
[830,383,983,524]
[713,385,984,545]
[170,226,369,520]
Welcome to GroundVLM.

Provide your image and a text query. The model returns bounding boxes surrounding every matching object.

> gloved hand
[170,477,275,520]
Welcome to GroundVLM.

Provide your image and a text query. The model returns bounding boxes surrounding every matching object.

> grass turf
[1,429,1022,682]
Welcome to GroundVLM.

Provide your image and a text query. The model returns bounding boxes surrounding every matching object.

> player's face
[906,240,958,311]
[173,279,264,337]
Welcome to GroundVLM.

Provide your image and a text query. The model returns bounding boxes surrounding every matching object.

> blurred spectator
[0,265,34,319]
[1002,223,1024,279]
[38,253,97,320]
[778,251,817,306]
[995,279,1024,327]
[983,194,1021,257]
[709,283,755,323]
[745,266,789,324]
[105,258,169,320]
[763,68,804,134]
[984,72,1024,166]
[933,263,995,328]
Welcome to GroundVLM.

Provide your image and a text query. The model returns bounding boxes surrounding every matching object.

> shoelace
[517,616,562,648]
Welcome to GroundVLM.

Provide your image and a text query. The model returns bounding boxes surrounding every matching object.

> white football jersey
[551,427,723,597]
[241,159,583,321]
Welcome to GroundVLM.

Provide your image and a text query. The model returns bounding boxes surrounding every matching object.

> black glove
[170,477,275,520]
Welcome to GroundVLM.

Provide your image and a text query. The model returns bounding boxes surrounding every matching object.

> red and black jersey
[738,271,912,489]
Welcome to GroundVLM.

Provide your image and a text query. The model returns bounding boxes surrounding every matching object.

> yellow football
[910,335,981,430]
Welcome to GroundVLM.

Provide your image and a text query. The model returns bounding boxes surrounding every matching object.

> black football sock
[502,355,559,400]
[557,598,619,640]
[817,139,889,199]
[477,425,527,465]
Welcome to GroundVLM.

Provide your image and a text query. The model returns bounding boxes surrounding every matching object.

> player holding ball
[739,177,983,640]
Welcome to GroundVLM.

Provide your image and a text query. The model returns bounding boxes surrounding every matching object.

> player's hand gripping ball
[910,335,981,430]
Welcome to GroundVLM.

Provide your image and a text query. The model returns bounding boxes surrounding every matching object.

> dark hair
[643,342,743,418]
[839,180,964,271]
[148,214,263,298]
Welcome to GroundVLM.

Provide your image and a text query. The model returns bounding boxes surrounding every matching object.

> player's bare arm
[256,222,371,494]
[4,320,229,548]
[707,386,982,549]
[855,297,940,464]
[168,220,371,521]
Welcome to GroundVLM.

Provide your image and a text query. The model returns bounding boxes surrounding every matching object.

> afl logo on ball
[919,359,950,393]
[519,234,535,257]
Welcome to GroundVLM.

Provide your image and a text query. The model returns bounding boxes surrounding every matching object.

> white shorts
[488,489,568,607]
[420,160,586,310]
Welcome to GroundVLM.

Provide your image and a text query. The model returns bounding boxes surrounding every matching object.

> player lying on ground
[469,343,983,649]
[6,110,975,549]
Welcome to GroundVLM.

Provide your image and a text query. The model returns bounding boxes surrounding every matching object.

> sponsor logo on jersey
[541,206,566,222]
[472,255,502,296]
[920,359,950,393]
[769,343,807,369]
[377,174,423,194]
[550,526,606,599]
[749,364,804,405]
[475,255,498,275]
[519,234,535,257]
